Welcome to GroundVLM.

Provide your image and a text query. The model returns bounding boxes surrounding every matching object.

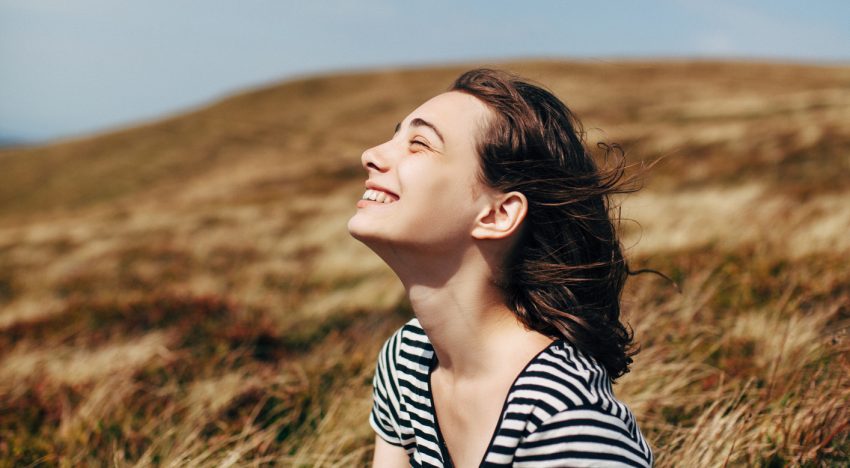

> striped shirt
[370,318,654,467]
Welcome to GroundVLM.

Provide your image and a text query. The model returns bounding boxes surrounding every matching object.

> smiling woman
[348,69,653,467]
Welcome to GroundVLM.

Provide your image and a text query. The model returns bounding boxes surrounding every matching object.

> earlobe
[471,191,528,240]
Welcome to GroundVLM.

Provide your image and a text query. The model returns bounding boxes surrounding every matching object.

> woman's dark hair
[451,68,637,380]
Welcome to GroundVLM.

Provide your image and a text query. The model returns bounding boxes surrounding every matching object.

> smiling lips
[361,188,398,204]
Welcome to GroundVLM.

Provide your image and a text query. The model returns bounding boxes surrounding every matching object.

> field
[0,60,848,466]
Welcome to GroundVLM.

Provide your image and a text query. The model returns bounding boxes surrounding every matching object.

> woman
[348,69,653,467]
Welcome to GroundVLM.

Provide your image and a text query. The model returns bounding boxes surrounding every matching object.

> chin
[347,215,381,244]
[349,218,410,258]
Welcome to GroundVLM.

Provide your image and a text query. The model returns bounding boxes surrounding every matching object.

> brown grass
[0,60,848,466]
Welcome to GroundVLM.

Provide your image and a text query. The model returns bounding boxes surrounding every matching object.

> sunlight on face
[348,91,494,255]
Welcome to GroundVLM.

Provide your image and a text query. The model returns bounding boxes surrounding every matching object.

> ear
[471,191,528,240]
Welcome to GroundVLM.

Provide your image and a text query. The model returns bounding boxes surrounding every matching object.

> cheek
[401,164,480,232]
[403,155,476,187]
[400,161,474,205]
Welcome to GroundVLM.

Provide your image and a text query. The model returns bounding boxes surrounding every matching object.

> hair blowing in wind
[451,69,640,380]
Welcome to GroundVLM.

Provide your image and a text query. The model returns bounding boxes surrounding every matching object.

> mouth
[360,188,399,204]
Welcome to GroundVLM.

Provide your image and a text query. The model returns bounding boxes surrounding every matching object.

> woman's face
[347,91,495,255]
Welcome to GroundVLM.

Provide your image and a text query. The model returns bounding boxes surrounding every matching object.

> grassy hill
[0,60,848,466]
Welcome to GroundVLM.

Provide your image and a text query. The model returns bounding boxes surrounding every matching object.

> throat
[426,332,557,466]
[429,359,508,467]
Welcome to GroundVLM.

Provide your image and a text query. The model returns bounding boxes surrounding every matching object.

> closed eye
[410,139,430,150]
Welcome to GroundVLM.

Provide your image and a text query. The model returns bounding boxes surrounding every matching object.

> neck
[376,243,552,379]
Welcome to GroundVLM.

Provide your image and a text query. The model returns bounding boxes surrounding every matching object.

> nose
[361,141,390,173]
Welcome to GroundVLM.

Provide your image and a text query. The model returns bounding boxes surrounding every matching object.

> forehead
[405,91,491,144]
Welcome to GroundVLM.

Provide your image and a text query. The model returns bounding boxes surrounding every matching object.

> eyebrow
[394,118,445,145]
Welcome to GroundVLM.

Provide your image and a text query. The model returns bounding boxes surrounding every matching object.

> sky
[1,0,848,144]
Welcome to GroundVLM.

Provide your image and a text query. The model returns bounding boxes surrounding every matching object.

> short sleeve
[369,331,405,447]
[513,407,653,467]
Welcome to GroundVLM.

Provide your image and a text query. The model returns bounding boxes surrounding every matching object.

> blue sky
[1,0,848,143]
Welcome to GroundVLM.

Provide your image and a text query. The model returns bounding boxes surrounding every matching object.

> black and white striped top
[370,318,653,467]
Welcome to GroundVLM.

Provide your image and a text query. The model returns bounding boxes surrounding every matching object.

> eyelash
[409,139,430,150]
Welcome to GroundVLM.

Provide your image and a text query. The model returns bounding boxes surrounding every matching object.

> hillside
[1,60,849,466]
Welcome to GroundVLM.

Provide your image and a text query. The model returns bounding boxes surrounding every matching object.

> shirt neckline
[425,338,561,467]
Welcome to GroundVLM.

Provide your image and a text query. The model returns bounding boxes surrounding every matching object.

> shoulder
[376,317,432,364]
[514,339,613,412]
[515,405,654,467]
[504,340,642,435]
[511,341,654,466]
[369,318,433,449]
[399,317,430,346]
[486,340,653,466]
[373,318,434,389]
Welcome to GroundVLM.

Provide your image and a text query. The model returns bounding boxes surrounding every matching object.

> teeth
[361,189,397,203]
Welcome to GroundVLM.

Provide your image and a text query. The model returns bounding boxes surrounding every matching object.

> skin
[348,91,555,468]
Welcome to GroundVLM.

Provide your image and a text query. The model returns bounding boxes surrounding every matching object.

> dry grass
[0,60,848,466]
